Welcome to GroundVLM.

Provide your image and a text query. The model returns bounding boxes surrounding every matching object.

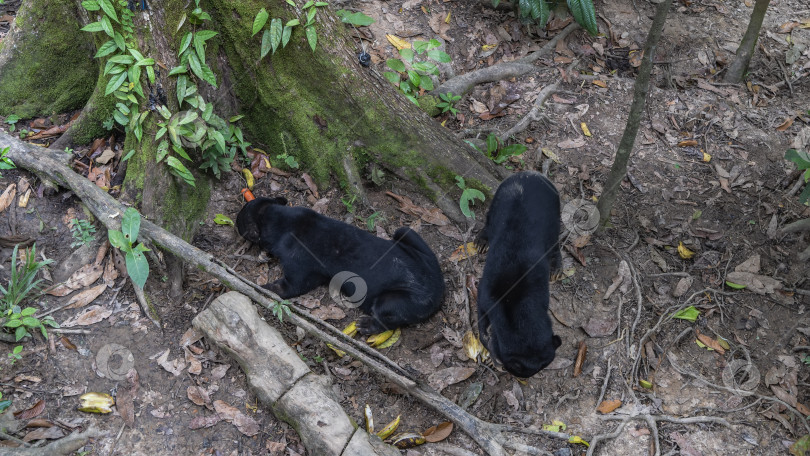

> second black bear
[475,171,562,378]
[237,197,445,335]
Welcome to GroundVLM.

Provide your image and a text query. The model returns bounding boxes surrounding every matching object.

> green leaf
[413,40,429,54]
[306,7,316,24]
[128,48,145,61]
[173,145,192,161]
[114,32,126,51]
[125,250,149,289]
[105,71,128,96]
[136,58,155,67]
[407,70,421,88]
[122,149,136,161]
[282,25,293,48]
[672,305,700,322]
[386,59,406,72]
[98,0,119,23]
[270,18,282,54]
[383,72,400,85]
[168,65,187,76]
[176,75,187,105]
[725,281,746,290]
[785,149,810,170]
[339,11,375,26]
[108,229,127,249]
[486,134,499,156]
[428,39,441,49]
[260,29,272,59]
[156,140,169,162]
[94,40,118,58]
[399,48,415,63]
[108,55,134,65]
[306,25,317,51]
[20,307,37,317]
[179,32,193,56]
[81,21,105,33]
[286,19,300,27]
[193,33,207,62]
[460,189,485,219]
[566,0,597,35]
[82,0,101,11]
[122,207,141,244]
[286,0,295,6]
[253,8,269,36]
[302,0,315,8]
[166,156,196,187]
[419,76,434,91]
[500,144,527,156]
[100,15,114,37]
[799,181,810,205]
[427,49,451,63]
[15,327,26,342]
[413,61,438,75]
[188,53,217,87]
[115,102,130,116]
[214,214,234,226]
[146,65,155,85]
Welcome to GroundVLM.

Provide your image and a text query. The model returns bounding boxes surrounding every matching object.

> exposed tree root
[589,414,730,456]
[435,23,579,97]
[498,82,558,143]
[0,427,105,456]
[0,131,574,456]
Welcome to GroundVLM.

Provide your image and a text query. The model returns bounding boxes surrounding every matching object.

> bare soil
[1,0,810,455]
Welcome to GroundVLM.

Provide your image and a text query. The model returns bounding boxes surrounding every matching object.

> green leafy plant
[341,194,357,214]
[384,39,451,106]
[483,134,527,164]
[276,152,300,169]
[70,218,97,248]
[108,207,150,289]
[802,354,810,365]
[366,212,383,231]
[18,129,28,139]
[436,92,461,116]
[0,147,15,178]
[4,114,20,132]
[4,307,59,342]
[253,1,329,58]
[7,346,22,365]
[334,10,375,26]
[455,176,485,220]
[785,148,810,204]
[0,244,53,309]
[494,0,598,36]
[272,300,292,322]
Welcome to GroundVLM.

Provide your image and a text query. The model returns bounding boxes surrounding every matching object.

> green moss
[417,95,441,117]
[0,0,97,118]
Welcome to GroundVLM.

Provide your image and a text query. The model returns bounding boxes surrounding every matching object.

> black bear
[237,197,445,335]
[475,171,562,378]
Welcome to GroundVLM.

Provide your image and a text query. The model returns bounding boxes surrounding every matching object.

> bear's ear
[552,335,562,349]
[270,197,288,206]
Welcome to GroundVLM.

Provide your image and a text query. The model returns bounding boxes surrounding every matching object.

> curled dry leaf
[597,399,622,414]
[64,283,107,310]
[189,414,222,429]
[573,341,587,377]
[427,367,476,392]
[311,305,347,321]
[422,421,453,443]
[14,399,46,420]
[22,426,65,442]
[385,191,449,226]
[61,305,113,327]
[695,331,726,354]
[0,183,17,213]
[214,400,260,436]
[187,385,211,407]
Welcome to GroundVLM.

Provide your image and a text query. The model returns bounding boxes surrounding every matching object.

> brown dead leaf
[385,191,449,226]
[301,173,319,198]
[310,305,346,321]
[64,283,107,309]
[189,414,222,429]
[582,315,618,338]
[797,402,810,416]
[696,331,726,354]
[185,348,202,375]
[776,116,795,132]
[597,399,622,414]
[0,14,15,23]
[449,242,478,262]
[102,258,118,286]
[60,336,77,351]
[428,12,452,41]
[628,49,643,67]
[24,419,54,428]
[557,137,586,149]
[95,148,115,165]
[552,94,575,104]
[22,426,65,442]
[678,139,698,147]
[427,367,476,392]
[14,399,46,420]
[61,305,113,327]
[470,99,488,113]
[0,183,17,213]
[64,263,105,290]
[592,80,607,88]
[154,349,186,376]
[214,400,260,436]
[187,385,212,407]
[422,421,453,443]
[573,341,587,377]
[26,124,68,140]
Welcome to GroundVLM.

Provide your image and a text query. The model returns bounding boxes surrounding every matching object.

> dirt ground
[1,0,810,455]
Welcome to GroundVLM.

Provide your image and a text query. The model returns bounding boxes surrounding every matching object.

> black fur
[237,197,445,335]
[475,172,562,378]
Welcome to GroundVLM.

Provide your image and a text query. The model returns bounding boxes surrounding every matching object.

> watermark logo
[561,198,600,236]
[721,348,760,396]
[329,271,368,309]
[96,343,135,381]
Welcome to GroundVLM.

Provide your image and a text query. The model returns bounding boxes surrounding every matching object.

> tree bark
[596,0,672,227]
[724,0,771,83]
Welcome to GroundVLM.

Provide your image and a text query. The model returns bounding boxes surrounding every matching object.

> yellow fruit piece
[581,122,592,137]
[677,242,695,259]
[391,432,426,449]
[462,330,485,362]
[481,44,497,51]
[376,415,401,439]
[326,343,346,357]
[702,151,712,162]
[78,392,115,414]
[365,404,374,433]
[639,379,653,389]
[342,321,358,337]
[376,328,401,349]
[386,34,411,50]
[242,168,254,190]
[542,148,561,164]
[444,12,451,23]
[569,435,590,447]
[367,329,394,347]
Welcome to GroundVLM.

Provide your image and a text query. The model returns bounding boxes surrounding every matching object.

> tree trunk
[596,0,672,227]
[0,0,97,119]
[724,0,771,83]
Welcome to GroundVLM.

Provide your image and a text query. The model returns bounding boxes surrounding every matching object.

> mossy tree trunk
[2,0,504,295]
